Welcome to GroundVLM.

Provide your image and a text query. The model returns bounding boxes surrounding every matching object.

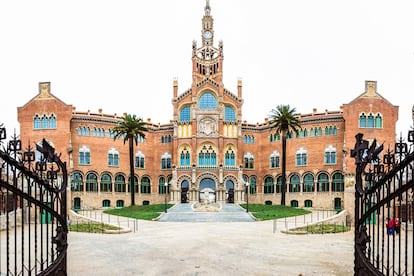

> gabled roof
[346,80,394,106]
[19,82,70,109]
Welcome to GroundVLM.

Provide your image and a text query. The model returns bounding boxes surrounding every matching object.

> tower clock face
[203,30,212,39]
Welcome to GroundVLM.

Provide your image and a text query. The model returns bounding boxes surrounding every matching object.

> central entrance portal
[199,178,216,203]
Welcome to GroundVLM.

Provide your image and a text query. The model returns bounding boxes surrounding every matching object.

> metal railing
[0,126,67,275]
[352,130,414,275]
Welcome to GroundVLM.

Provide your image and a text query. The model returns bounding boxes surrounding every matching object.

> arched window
[310,128,315,137]
[304,200,313,207]
[334,198,342,211]
[34,115,41,129]
[324,145,337,164]
[135,151,145,168]
[296,147,307,166]
[79,145,90,165]
[49,114,56,128]
[316,127,322,136]
[180,106,191,122]
[332,172,344,192]
[264,176,274,194]
[108,148,119,166]
[198,92,217,109]
[249,176,257,194]
[289,174,300,192]
[296,129,307,138]
[161,152,172,169]
[116,200,124,208]
[270,151,280,168]
[359,113,367,128]
[107,129,114,138]
[375,114,382,128]
[159,177,167,194]
[290,200,299,207]
[85,173,98,192]
[317,173,329,192]
[102,199,110,208]
[128,176,138,193]
[243,152,254,169]
[141,176,151,194]
[276,176,282,193]
[41,114,48,128]
[73,197,81,210]
[100,173,112,192]
[199,145,216,167]
[244,135,255,144]
[114,175,126,193]
[367,113,374,128]
[71,172,83,192]
[180,147,191,167]
[303,173,314,192]
[225,147,235,167]
[224,106,236,122]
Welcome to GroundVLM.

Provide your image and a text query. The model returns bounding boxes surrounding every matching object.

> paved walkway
[157,203,255,222]
[69,204,353,275]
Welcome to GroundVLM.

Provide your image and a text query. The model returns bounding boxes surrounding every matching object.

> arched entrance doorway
[199,178,216,203]
[181,180,189,203]
[225,180,234,203]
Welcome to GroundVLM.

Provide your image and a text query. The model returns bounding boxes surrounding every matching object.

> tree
[268,105,301,206]
[112,114,148,206]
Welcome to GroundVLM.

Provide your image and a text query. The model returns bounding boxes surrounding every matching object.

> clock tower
[171,0,243,204]
[192,0,223,83]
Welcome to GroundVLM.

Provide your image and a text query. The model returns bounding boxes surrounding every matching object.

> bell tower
[192,0,223,84]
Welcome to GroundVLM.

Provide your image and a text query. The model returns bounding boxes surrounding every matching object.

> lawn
[294,223,350,234]
[103,203,174,220]
[239,203,311,221]
[103,203,310,221]
[68,222,121,233]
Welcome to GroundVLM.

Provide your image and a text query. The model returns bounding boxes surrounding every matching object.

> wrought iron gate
[352,130,414,275]
[0,126,68,275]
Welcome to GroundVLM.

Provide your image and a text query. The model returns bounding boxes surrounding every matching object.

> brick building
[17,1,398,212]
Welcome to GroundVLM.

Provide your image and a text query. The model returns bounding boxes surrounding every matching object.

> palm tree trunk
[281,134,287,206]
[129,138,135,206]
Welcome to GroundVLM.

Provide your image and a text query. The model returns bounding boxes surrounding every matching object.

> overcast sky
[1,0,413,140]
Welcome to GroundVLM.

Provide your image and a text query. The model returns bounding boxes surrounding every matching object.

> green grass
[294,223,350,234]
[103,203,310,221]
[239,203,311,221]
[68,222,121,233]
[103,203,174,220]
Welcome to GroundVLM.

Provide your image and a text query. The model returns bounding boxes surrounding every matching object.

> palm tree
[112,114,148,206]
[268,105,301,206]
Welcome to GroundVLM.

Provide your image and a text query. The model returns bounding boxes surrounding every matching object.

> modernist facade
[17,2,399,211]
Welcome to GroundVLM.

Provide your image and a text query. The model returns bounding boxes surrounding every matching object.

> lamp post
[245,181,249,213]
[164,182,168,213]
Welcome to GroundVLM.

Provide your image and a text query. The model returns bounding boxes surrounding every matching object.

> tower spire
[205,0,211,16]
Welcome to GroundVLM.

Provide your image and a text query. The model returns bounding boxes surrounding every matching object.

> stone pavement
[157,203,255,222]
[69,204,354,276]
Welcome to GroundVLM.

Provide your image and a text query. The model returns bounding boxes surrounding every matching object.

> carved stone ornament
[198,117,217,136]
[38,82,52,98]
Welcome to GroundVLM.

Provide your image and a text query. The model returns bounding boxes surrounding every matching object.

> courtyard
[68,206,354,276]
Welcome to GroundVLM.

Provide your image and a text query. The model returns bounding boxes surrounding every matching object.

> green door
[40,203,52,224]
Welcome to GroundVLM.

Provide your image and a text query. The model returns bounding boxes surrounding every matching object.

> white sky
[1,0,413,139]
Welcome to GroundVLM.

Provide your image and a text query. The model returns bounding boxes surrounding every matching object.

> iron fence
[0,126,67,275]
[352,130,414,275]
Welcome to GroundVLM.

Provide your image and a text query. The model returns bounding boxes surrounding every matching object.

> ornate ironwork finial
[350,133,369,164]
